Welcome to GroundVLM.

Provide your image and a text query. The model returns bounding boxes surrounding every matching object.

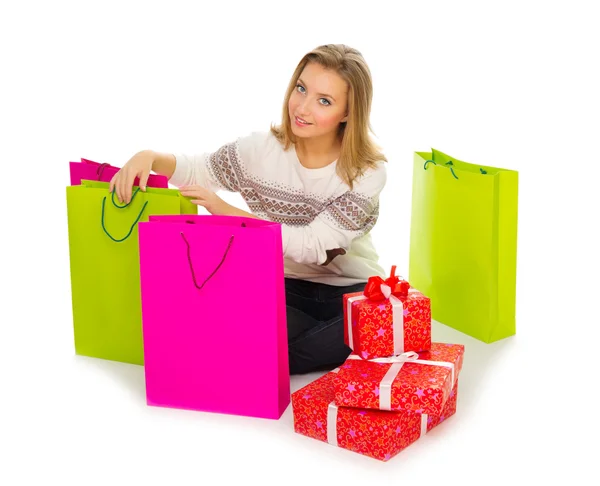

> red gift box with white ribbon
[292,368,458,462]
[343,266,431,359]
[332,343,464,415]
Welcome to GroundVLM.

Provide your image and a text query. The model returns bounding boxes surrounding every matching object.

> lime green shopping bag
[66,180,196,364]
[408,149,518,343]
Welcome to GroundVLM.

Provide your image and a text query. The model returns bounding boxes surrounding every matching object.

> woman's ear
[341,113,348,123]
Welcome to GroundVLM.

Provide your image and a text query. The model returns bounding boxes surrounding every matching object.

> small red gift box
[332,343,464,415]
[343,266,431,359]
[292,369,458,462]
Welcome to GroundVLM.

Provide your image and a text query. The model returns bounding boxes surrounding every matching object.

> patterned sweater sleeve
[169,133,259,191]
[281,163,387,266]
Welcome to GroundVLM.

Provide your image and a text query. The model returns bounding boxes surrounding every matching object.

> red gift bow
[363,265,410,301]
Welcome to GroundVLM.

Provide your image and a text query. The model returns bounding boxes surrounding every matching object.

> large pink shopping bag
[138,214,290,419]
[70,158,168,187]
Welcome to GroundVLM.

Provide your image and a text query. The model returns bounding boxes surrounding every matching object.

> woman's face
[288,62,349,142]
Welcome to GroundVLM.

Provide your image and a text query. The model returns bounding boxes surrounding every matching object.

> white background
[1,0,598,484]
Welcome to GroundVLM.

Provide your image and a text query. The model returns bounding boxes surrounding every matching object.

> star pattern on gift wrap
[345,290,431,359]
[291,370,459,461]
[303,394,312,400]
[347,384,356,392]
[334,343,464,416]
[373,386,380,397]
[315,420,323,429]
[349,429,356,438]
[376,328,385,337]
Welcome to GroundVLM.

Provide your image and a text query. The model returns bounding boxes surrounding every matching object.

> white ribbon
[389,295,405,355]
[347,352,455,411]
[327,401,338,446]
[346,295,366,351]
[346,285,407,355]
[420,414,428,436]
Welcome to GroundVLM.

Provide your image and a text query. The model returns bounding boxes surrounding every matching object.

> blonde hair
[270,44,387,189]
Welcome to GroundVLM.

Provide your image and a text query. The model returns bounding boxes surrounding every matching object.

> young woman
[110,44,388,374]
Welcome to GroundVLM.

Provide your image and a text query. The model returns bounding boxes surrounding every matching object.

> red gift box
[292,370,458,462]
[344,266,431,359]
[332,343,464,415]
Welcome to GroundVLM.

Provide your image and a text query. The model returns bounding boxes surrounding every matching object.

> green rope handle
[425,158,489,178]
[111,187,141,208]
[101,196,148,242]
[445,161,459,179]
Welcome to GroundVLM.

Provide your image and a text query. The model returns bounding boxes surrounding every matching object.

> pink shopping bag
[138,214,290,419]
[69,158,169,187]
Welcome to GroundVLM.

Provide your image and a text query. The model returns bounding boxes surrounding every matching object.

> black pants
[285,277,366,375]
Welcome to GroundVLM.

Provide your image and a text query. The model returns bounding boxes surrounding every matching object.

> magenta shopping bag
[138,214,290,419]
[69,158,168,187]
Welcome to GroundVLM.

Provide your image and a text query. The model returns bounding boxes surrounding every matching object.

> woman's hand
[109,150,155,204]
[179,186,231,215]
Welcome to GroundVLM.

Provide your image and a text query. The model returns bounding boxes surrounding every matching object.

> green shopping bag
[66,180,196,364]
[408,149,518,343]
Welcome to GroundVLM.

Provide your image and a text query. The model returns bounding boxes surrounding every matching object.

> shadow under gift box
[138,215,290,419]
[292,370,458,462]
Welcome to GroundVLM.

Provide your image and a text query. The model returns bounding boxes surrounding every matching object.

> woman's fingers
[179,186,206,198]
[138,170,150,192]
[116,171,124,203]
[124,170,139,204]
[108,173,117,194]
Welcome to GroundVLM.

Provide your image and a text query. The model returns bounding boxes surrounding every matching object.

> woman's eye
[295,84,330,106]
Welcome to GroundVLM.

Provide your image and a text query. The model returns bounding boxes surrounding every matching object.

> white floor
[1,314,591,485]
[2,1,598,483]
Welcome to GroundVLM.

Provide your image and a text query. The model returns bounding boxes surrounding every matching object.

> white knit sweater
[169,131,387,286]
